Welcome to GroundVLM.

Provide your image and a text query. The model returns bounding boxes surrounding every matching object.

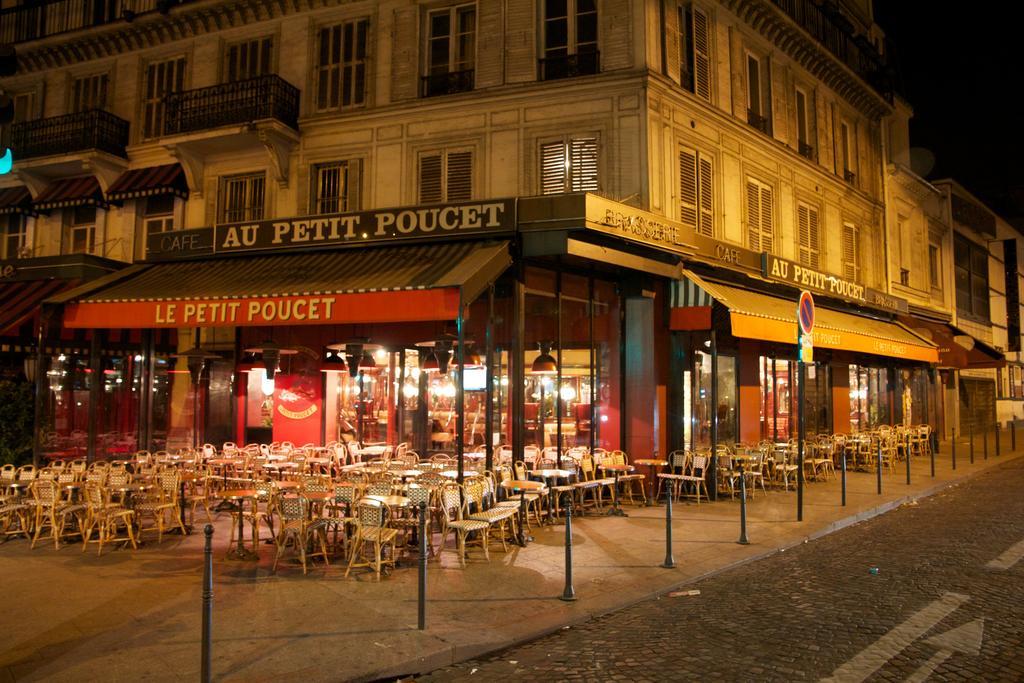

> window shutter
[541,142,568,195]
[759,184,774,253]
[842,224,857,279]
[505,0,536,83]
[807,206,819,268]
[419,153,443,203]
[692,6,712,102]
[698,155,713,236]
[391,7,419,101]
[664,1,681,85]
[746,180,761,252]
[678,148,698,229]
[446,151,473,202]
[600,0,630,71]
[569,137,599,192]
[476,0,502,88]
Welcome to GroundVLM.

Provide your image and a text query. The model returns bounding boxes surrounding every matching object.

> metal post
[201,524,213,683]
[876,439,883,495]
[661,481,675,569]
[905,432,911,485]
[737,465,749,545]
[710,331,718,502]
[797,358,806,521]
[841,452,847,506]
[418,502,427,630]
[951,428,957,470]
[456,298,466,485]
[560,493,576,601]
[995,422,1001,456]
[930,435,935,478]
[983,422,988,461]
[1013,420,1017,452]
[970,422,975,464]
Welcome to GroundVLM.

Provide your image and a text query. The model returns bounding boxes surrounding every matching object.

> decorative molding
[257,125,298,188]
[165,144,205,198]
[887,163,942,202]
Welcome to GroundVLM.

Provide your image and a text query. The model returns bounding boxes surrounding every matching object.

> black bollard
[876,440,883,495]
[970,422,975,464]
[560,493,576,601]
[418,502,427,629]
[996,422,1001,456]
[737,467,749,546]
[984,423,989,460]
[1013,421,1018,452]
[930,434,935,478]
[906,434,911,485]
[841,452,847,506]
[662,481,676,569]
[202,524,213,683]
[951,428,957,470]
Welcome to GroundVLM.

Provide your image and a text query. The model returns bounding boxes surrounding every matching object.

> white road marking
[904,618,985,683]
[986,538,1024,570]
[820,592,969,683]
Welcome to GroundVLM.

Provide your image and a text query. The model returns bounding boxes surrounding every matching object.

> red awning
[0,186,37,216]
[897,315,1005,369]
[33,176,107,211]
[106,164,189,202]
[0,278,81,338]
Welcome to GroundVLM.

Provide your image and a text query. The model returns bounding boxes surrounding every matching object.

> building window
[219,173,266,224]
[672,3,712,102]
[797,202,820,269]
[315,19,369,112]
[1,215,29,259]
[418,149,473,203]
[540,136,599,195]
[143,195,176,236]
[929,243,941,290]
[746,53,771,134]
[225,37,274,82]
[64,206,97,255]
[70,73,109,113]
[954,234,990,321]
[423,4,476,97]
[795,87,814,159]
[312,160,362,214]
[841,222,861,281]
[11,91,36,123]
[839,119,856,183]
[745,177,774,253]
[541,0,599,80]
[143,57,186,139]
[678,146,712,236]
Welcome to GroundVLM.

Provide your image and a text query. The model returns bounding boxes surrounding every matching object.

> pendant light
[530,341,558,375]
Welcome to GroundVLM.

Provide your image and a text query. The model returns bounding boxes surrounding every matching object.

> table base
[225,546,259,561]
[605,506,629,517]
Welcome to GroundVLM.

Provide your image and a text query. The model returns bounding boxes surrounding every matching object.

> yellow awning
[685,271,939,363]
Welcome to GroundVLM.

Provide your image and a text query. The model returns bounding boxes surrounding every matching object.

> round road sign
[798,290,815,336]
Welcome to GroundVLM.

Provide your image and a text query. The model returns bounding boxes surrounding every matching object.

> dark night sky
[873,3,1024,223]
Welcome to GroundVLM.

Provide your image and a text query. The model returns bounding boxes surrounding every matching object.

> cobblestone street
[419,458,1024,682]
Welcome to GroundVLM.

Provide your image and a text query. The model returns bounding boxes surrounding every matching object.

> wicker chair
[273,495,330,575]
[30,480,86,550]
[81,484,137,555]
[438,482,491,566]
[135,470,186,543]
[344,499,398,579]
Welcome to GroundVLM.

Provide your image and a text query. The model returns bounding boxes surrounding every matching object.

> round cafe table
[501,480,546,546]
[598,463,633,517]
[364,494,411,508]
[633,459,668,506]
[221,489,259,561]
[530,469,577,521]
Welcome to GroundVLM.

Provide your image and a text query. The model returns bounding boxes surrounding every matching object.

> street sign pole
[797,333,805,523]
[795,291,814,524]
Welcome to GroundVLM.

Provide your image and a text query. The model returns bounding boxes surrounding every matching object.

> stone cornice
[721,0,893,120]
[12,0,343,73]
[887,163,942,202]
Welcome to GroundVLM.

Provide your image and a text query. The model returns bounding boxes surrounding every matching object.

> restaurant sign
[763,254,866,303]
[146,199,515,261]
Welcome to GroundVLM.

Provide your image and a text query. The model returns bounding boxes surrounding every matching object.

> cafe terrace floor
[0,441,1017,683]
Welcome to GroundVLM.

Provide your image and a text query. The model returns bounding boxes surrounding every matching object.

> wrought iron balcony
[747,109,771,135]
[421,69,475,98]
[0,0,185,45]
[798,141,814,160]
[769,0,891,94]
[162,74,300,137]
[9,109,129,160]
[539,51,600,81]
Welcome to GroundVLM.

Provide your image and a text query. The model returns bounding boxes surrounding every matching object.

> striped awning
[34,176,107,211]
[0,186,37,216]
[0,278,82,338]
[106,164,189,202]
[57,241,512,329]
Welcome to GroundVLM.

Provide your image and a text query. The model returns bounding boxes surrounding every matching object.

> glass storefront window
[694,349,736,447]
[849,364,891,431]
[40,352,90,461]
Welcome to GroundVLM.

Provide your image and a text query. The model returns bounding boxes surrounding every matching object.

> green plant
[0,380,34,466]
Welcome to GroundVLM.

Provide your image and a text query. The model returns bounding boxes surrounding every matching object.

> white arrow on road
[904,618,985,683]
[986,538,1024,570]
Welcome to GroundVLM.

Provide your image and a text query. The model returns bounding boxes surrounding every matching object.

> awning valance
[0,186,37,216]
[896,315,1005,369]
[1,278,82,338]
[57,241,511,329]
[34,176,107,211]
[106,164,189,202]
[672,271,939,363]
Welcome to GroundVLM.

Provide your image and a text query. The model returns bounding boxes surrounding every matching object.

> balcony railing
[0,0,185,45]
[421,69,475,98]
[9,109,129,160]
[798,141,814,160]
[769,0,892,96]
[747,109,770,135]
[539,51,600,81]
[163,74,300,137]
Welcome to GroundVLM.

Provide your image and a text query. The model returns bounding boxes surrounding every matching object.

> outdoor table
[304,457,332,473]
[501,479,546,546]
[275,480,300,491]
[222,489,259,561]
[440,470,480,479]
[530,468,576,521]
[364,494,411,508]
[599,463,633,517]
[357,445,389,458]
[301,490,334,516]
[633,459,668,506]
[175,472,199,534]
[394,469,423,481]
[208,458,237,487]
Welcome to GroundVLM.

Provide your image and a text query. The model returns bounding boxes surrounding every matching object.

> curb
[364,453,1023,682]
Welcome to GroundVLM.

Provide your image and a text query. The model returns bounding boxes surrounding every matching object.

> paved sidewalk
[0,439,1017,682]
